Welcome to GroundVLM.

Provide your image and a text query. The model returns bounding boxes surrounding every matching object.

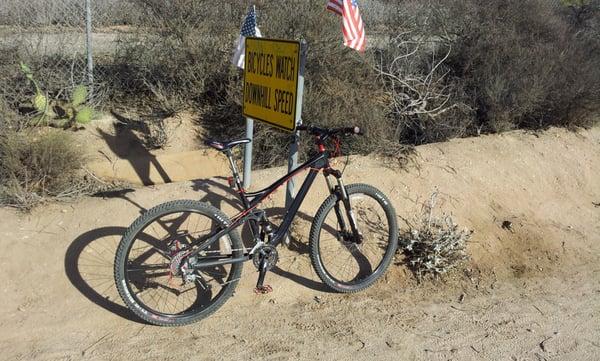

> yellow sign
[243,37,301,132]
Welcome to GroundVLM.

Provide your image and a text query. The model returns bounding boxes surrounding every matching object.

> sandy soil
[1,126,599,360]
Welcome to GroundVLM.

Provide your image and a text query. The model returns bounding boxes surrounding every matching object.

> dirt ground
[1,126,599,360]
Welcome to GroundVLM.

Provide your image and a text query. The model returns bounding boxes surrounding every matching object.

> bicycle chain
[198,248,246,255]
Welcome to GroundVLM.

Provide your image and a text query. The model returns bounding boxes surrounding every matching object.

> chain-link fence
[0,0,590,116]
[0,0,141,111]
[0,0,410,110]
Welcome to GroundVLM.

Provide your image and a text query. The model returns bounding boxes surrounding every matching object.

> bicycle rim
[316,190,395,287]
[120,208,239,320]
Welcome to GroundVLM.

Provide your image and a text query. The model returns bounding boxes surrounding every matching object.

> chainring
[252,245,279,271]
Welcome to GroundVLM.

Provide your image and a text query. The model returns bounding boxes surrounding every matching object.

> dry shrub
[4,0,598,173]
[560,0,600,28]
[0,47,29,121]
[0,129,87,209]
[445,0,600,132]
[0,99,19,130]
[102,0,244,148]
[399,193,471,279]
[109,0,241,109]
[101,0,600,147]
[378,0,599,143]
[376,34,475,144]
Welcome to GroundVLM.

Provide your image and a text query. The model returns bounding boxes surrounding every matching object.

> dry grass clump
[0,129,91,209]
[399,193,471,279]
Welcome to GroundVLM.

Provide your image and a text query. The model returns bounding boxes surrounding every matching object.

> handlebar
[296,125,363,137]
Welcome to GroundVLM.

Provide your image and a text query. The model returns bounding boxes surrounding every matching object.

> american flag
[240,6,259,37]
[232,6,262,69]
[326,0,366,52]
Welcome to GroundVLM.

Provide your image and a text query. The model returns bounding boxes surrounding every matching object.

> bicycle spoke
[118,204,242,321]
[313,186,395,288]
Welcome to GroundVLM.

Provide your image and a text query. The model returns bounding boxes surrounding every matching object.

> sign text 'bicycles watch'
[243,37,301,132]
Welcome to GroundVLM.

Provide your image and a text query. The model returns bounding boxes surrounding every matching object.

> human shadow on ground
[96,111,172,186]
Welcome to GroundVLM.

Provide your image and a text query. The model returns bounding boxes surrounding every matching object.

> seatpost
[225,150,244,191]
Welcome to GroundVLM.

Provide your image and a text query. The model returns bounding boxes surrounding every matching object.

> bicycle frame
[188,150,336,268]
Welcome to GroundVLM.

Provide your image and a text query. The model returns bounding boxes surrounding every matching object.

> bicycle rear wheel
[114,200,243,326]
[309,184,398,293]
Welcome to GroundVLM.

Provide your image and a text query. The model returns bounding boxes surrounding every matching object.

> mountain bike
[114,125,398,326]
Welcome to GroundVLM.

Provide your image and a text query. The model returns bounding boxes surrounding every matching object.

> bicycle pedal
[253,285,273,294]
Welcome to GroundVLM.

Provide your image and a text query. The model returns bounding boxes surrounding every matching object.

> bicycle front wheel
[309,184,398,293]
[114,200,243,326]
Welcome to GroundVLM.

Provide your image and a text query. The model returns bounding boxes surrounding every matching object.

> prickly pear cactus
[20,62,34,82]
[33,93,48,113]
[71,85,88,107]
[75,106,93,124]
[19,62,95,129]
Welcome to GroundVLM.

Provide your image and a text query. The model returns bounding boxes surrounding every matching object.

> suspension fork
[324,170,362,243]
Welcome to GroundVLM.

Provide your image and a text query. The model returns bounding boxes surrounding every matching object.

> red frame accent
[230,161,314,223]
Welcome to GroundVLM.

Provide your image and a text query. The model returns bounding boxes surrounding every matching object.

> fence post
[85,0,94,97]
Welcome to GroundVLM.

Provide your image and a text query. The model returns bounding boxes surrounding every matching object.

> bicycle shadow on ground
[192,180,334,292]
[65,225,143,323]
[64,177,333,322]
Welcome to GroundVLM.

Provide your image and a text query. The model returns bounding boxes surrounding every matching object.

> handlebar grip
[296,125,363,136]
[340,126,363,135]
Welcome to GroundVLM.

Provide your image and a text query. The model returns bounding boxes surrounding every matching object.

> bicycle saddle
[204,138,251,151]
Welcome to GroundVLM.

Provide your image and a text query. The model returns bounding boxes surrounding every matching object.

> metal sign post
[243,117,253,189]
[285,40,308,209]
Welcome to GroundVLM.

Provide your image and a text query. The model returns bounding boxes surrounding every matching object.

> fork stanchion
[285,130,300,207]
